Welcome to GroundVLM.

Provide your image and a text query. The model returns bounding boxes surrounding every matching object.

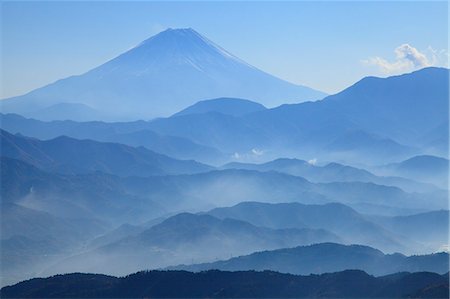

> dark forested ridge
[1,270,448,298]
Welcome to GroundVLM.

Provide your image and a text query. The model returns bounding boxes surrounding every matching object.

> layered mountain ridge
[0,26,448,295]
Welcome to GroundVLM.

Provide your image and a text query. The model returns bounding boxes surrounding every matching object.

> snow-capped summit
[138,28,249,63]
[2,28,326,121]
[93,28,250,76]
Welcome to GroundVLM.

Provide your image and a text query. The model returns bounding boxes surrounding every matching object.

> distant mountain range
[205,201,448,253]
[4,152,446,245]
[3,136,446,217]
[369,210,450,250]
[0,113,227,164]
[42,212,340,277]
[2,155,448,285]
[1,157,166,223]
[144,67,448,161]
[318,67,448,146]
[2,270,448,298]
[1,202,108,287]
[1,28,325,120]
[170,243,449,276]
[379,155,449,188]
[222,158,439,193]
[206,201,405,251]
[1,129,211,176]
[2,113,447,184]
[1,157,160,285]
[1,67,448,164]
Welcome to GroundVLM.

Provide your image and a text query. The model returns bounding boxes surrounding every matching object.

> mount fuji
[1,28,326,121]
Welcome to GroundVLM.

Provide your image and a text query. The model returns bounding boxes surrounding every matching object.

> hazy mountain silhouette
[1,157,166,223]
[222,158,439,193]
[325,130,415,159]
[170,243,449,276]
[120,168,447,214]
[145,67,448,163]
[3,66,448,164]
[44,213,339,276]
[380,155,449,188]
[2,157,447,285]
[1,129,212,176]
[5,152,444,221]
[102,130,226,165]
[420,120,449,156]
[173,97,267,117]
[0,113,226,164]
[370,210,449,250]
[1,202,108,287]
[319,67,449,146]
[28,103,103,122]
[206,202,426,253]
[1,28,325,120]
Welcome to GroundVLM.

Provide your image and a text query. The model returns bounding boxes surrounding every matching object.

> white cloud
[362,44,447,74]
[395,44,430,67]
[307,158,317,166]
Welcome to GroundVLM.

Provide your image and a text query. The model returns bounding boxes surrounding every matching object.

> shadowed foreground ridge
[1,270,449,298]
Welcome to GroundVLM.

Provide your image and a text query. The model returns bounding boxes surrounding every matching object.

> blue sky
[1,1,448,98]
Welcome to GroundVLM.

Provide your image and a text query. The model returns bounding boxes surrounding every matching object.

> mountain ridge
[1,270,448,298]
[0,129,212,176]
[168,242,450,276]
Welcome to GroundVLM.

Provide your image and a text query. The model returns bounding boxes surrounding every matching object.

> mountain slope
[117,168,446,214]
[206,202,416,253]
[0,129,212,176]
[318,67,449,145]
[395,155,449,173]
[222,158,438,193]
[0,113,226,164]
[101,130,226,165]
[173,97,267,117]
[0,157,166,223]
[370,210,449,250]
[325,130,415,159]
[3,155,444,223]
[0,157,164,286]
[170,243,449,276]
[1,28,325,120]
[45,213,340,276]
[145,67,447,163]
[1,202,108,287]
[381,155,449,188]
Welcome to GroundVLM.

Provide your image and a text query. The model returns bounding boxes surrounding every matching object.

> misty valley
[0,27,449,298]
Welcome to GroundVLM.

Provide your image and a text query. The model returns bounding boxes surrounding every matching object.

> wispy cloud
[362,44,448,74]
[251,148,264,156]
[395,44,431,67]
